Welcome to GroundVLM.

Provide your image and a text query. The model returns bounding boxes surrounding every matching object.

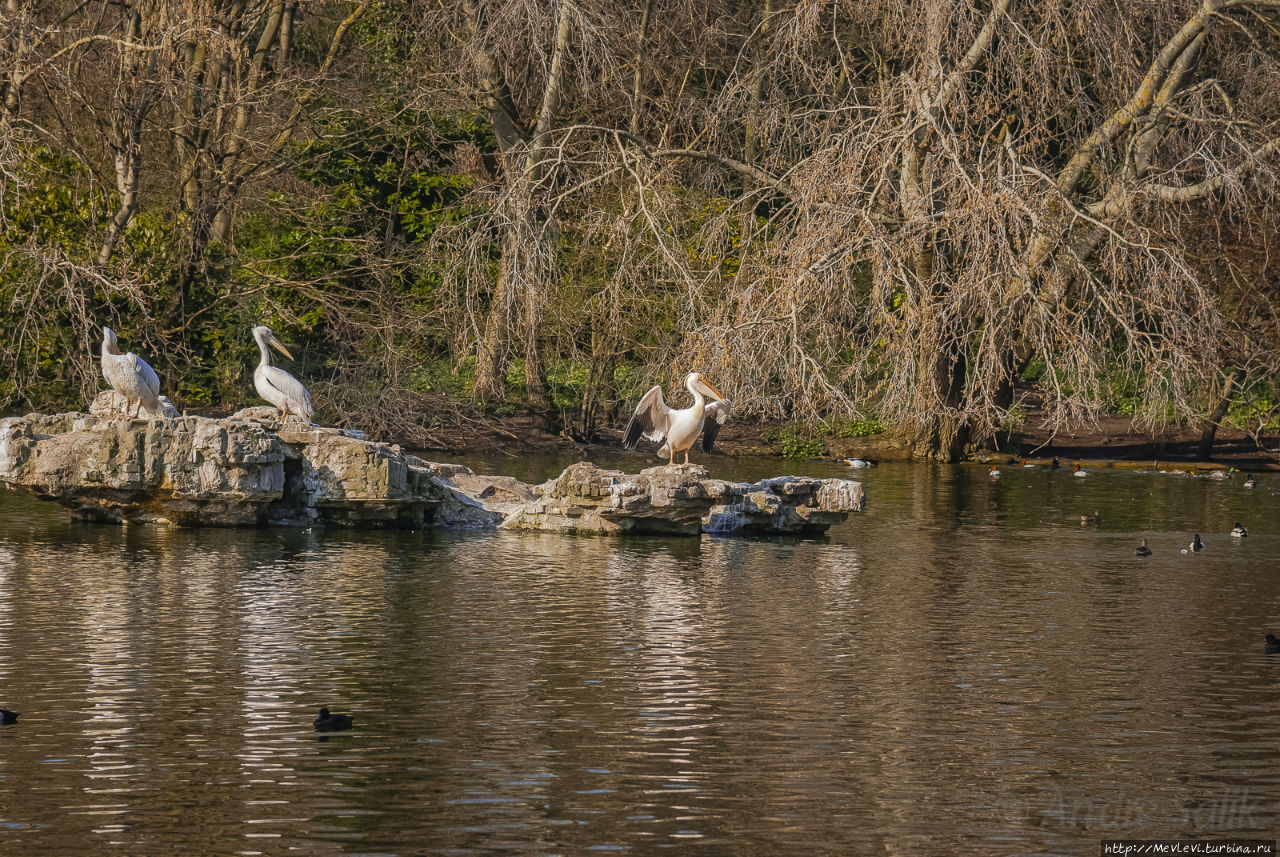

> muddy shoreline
[419,413,1280,472]
[15,403,1276,471]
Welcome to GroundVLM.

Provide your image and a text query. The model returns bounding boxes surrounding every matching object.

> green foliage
[1105,370,1142,416]
[778,427,827,459]
[547,361,590,410]
[408,359,472,398]
[831,416,886,437]
[1020,357,1047,384]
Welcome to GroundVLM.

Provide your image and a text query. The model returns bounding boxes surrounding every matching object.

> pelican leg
[683,449,691,465]
[667,449,675,466]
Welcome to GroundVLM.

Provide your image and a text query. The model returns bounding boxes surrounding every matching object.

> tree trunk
[473,254,515,403]
[468,1,572,411]
[99,6,155,265]
[1196,368,1244,460]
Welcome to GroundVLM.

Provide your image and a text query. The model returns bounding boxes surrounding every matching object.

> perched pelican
[100,327,162,418]
[622,372,730,466]
[1265,634,1280,654]
[1072,464,1088,478]
[314,707,353,732]
[1231,522,1248,538]
[1243,474,1256,489]
[252,326,313,423]
[1135,538,1152,557]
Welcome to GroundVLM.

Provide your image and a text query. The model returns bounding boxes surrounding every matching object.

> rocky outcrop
[0,396,489,528]
[504,462,864,536]
[0,394,864,535]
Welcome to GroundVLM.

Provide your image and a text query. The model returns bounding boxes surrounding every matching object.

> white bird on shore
[100,326,163,418]
[622,372,730,466]
[252,325,313,424]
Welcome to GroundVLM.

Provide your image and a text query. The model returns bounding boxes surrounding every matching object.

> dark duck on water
[314,707,354,732]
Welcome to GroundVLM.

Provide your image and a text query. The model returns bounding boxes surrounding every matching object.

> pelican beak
[700,378,727,402]
[268,335,294,360]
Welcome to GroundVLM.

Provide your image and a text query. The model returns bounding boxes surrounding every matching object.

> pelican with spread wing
[622,372,731,465]
[252,325,313,423]
[101,326,163,417]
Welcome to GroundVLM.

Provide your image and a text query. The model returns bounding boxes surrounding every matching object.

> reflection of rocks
[0,395,864,535]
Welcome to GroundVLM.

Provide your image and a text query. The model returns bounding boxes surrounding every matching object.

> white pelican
[252,325,313,423]
[622,372,730,466]
[100,326,163,418]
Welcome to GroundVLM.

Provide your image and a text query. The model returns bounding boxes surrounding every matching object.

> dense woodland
[2,0,1279,459]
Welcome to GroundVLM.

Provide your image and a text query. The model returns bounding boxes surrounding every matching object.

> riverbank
[416,412,1280,472]
[14,397,1277,471]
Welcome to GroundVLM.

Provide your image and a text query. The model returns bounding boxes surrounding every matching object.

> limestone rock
[501,462,863,536]
[1,397,864,536]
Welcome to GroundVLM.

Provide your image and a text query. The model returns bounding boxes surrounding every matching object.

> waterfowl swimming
[1231,522,1248,538]
[1072,464,1088,477]
[1208,467,1235,481]
[314,707,353,732]
[1189,534,1205,552]
[1265,634,1280,654]
[844,458,875,468]
[1051,457,1061,470]
[989,465,1001,480]
[1,708,17,724]
[1080,511,1101,526]
[1134,538,1152,557]
[1243,474,1256,489]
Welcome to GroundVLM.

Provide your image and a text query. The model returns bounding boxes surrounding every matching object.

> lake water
[1,458,1278,855]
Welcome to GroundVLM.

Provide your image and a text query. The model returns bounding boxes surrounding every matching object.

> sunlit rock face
[0,393,864,535]
[0,393,487,528]
[503,462,865,536]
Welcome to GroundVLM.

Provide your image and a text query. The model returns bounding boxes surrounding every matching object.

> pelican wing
[127,352,161,399]
[259,365,313,421]
[701,399,731,452]
[622,385,670,449]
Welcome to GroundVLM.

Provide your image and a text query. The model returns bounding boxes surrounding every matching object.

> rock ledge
[0,395,864,536]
